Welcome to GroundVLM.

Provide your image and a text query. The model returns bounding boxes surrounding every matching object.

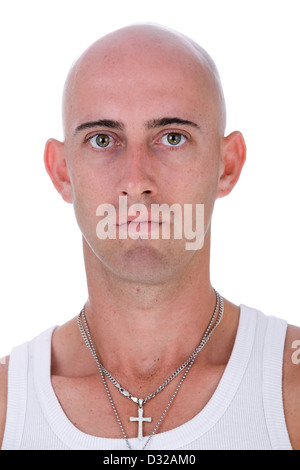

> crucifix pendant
[129,404,152,440]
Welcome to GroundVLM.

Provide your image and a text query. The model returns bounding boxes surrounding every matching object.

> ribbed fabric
[263,315,291,450]
[1,342,28,450]
[1,306,293,450]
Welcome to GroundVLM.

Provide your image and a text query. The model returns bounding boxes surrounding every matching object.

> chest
[51,363,225,440]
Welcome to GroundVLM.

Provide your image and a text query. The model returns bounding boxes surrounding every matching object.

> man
[0,23,299,450]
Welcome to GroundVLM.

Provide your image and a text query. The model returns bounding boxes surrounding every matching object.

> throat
[118,355,167,382]
[78,289,224,394]
[104,356,179,402]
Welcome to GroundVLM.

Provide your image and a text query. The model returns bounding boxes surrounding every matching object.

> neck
[81,238,217,381]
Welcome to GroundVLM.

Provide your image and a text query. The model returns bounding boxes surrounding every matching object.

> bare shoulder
[283,324,300,450]
[0,356,9,449]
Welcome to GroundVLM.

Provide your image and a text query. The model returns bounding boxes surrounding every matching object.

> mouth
[116,217,164,237]
[116,214,164,227]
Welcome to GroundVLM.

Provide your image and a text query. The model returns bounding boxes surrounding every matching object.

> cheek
[72,188,98,241]
[67,151,110,202]
[179,151,221,231]
[67,163,106,238]
[170,157,219,204]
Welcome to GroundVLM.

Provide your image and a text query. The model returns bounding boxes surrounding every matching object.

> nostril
[119,180,155,198]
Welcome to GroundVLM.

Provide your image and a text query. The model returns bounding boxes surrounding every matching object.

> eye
[89,134,113,149]
[161,132,187,147]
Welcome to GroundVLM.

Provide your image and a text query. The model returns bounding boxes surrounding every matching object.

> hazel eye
[161,133,187,147]
[89,134,112,149]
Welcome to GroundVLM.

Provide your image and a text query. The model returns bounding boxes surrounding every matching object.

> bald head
[62,24,226,138]
[45,23,246,281]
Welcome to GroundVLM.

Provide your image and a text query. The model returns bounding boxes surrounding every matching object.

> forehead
[64,30,219,133]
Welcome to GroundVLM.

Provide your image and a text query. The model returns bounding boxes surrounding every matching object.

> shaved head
[62,24,226,139]
[45,23,245,285]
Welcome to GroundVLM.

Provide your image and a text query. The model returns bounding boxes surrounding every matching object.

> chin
[97,239,196,284]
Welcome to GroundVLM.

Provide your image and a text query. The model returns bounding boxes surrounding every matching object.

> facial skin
[45,24,246,286]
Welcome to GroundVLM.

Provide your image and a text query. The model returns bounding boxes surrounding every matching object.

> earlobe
[216,131,246,199]
[44,139,73,203]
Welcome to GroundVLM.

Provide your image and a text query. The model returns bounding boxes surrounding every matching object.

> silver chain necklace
[77,290,223,450]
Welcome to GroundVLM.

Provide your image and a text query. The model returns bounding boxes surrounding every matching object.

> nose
[117,145,157,200]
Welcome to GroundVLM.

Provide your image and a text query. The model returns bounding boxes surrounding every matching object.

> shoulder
[0,356,9,449]
[283,324,300,450]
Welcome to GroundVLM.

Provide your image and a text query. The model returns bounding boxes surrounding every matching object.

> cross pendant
[129,406,152,440]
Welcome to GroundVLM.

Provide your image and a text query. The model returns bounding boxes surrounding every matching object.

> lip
[116,215,164,226]
[116,219,165,238]
[117,221,163,229]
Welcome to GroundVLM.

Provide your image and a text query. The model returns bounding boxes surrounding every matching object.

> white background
[0,0,299,356]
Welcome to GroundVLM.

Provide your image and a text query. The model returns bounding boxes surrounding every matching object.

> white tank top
[1,305,293,450]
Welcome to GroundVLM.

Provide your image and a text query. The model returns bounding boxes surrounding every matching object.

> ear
[44,139,73,203]
[216,131,246,199]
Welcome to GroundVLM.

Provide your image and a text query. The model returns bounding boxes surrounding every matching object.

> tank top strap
[263,315,292,449]
[2,327,56,450]
[2,340,29,449]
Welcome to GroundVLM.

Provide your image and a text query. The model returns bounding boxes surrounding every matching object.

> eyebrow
[145,117,200,130]
[74,119,124,135]
[74,116,200,135]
